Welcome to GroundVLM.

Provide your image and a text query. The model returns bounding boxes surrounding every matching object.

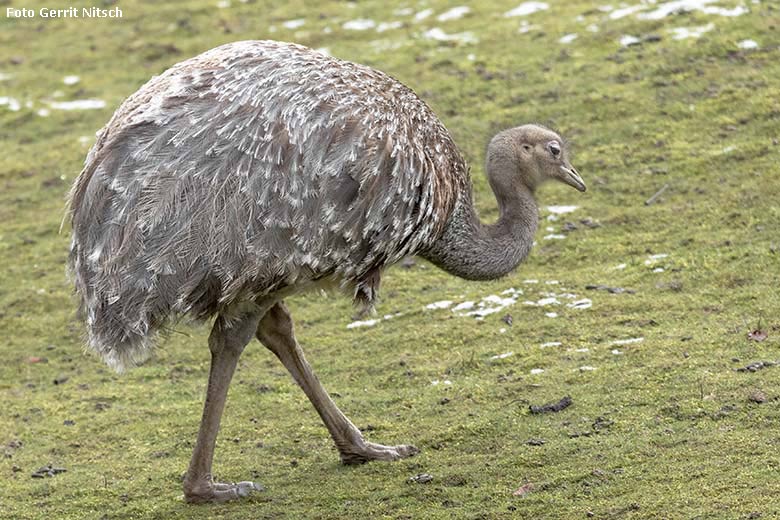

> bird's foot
[183,477,264,503]
[340,440,419,465]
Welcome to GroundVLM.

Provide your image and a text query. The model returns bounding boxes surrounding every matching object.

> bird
[67,40,585,504]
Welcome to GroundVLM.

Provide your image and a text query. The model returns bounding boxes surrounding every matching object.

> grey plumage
[68,40,586,502]
[68,40,466,371]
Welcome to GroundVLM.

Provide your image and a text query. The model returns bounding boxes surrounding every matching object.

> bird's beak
[558,165,586,192]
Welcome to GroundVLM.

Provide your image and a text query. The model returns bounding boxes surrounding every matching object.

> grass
[1,0,779,518]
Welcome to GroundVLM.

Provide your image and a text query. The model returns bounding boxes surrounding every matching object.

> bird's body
[69,40,465,371]
[68,40,585,503]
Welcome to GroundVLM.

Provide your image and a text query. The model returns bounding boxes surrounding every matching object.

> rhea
[68,40,585,503]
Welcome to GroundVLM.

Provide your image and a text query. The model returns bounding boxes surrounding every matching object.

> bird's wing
[69,40,467,317]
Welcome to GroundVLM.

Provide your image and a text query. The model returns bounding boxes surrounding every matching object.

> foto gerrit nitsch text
[7,7,123,18]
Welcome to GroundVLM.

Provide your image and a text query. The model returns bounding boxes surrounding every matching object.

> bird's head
[487,124,586,194]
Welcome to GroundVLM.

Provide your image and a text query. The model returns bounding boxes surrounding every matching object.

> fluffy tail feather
[69,255,158,373]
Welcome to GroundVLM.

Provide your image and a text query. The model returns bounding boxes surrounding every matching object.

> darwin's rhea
[68,40,585,503]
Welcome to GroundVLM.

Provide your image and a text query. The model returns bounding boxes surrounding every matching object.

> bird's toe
[185,479,264,503]
[340,441,420,465]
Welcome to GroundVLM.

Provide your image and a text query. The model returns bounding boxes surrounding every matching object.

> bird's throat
[421,187,538,281]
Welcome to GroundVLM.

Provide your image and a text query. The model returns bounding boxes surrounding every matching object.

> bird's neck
[421,180,538,281]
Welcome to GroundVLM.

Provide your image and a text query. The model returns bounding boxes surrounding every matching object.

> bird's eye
[548,141,561,157]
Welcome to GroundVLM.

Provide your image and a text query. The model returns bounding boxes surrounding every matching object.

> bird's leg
[183,309,264,503]
[256,301,418,465]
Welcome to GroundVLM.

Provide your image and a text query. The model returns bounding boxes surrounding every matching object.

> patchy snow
[579,366,597,371]
[491,351,514,360]
[645,253,669,264]
[587,24,600,32]
[437,6,470,21]
[484,294,516,305]
[216,0,230,8]
[567,299,593,310]
[46,99,106,110]
[414,8,434,21]
[545,280,560,285]
[559,33,579,44]
[738,39,759,49]
[669,23,714,39]
[63,75,80,85]
[544,234,566,240]
[530,368,545,375]
[612,349,623,355]
[523,279,539,284]
[649,253,669,260]
[614,263,627,270]
[546,205,579,214]
[540,341,562,348]
[377,21,403,32]
[653,267,665,273]
[424,285,589,322]
[0,72,12,81]
[639,0,748,19]
[425,289,525,319]
[610,4,645,19]
[612,337,644,345]
[505,2,550,17]
[282,19,305,29]
[394,7,414,16]
[620,35,642,46]
[426,300,453,310]
[343,19,376,30]
[431,379,453,386]
[422,27,478,43]
[347,318,378,329]
[459,294,517,317]
[604,0,750,21]
[37,108,51,117]
[452,301,475,312]
[347,312,401,329]
[575,348,590,353]
[0,96,21,111]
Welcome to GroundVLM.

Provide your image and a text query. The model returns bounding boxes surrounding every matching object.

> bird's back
[68,40,467,370]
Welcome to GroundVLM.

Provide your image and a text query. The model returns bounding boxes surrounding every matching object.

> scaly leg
[183,308,265,503]
[256,301,418,464]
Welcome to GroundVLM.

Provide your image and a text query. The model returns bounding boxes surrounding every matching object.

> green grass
[1,0,779,518]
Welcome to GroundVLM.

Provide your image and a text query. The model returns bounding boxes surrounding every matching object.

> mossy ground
[1,1,779,518]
